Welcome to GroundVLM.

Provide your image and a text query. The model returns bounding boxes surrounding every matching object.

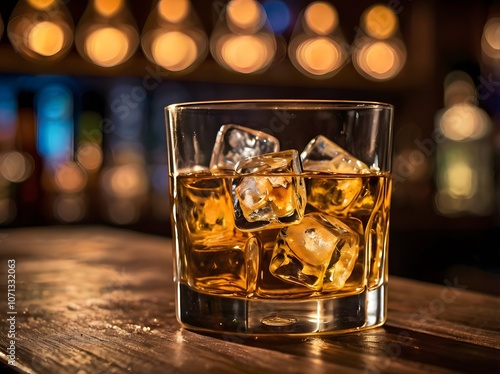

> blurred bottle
[12,91,44,225]
[0,82,18,225]
[99,79,149,227]
[434,71,494,217]
[75,90,106,223]
[75,0,139,68]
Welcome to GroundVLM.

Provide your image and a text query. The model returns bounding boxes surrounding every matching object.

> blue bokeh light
[0,84,17,140]
[36,84,73,163]
[262,0,291,34]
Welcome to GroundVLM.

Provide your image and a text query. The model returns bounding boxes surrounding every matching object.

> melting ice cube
[301,135,371,215]
[269,212,359,291]
[177,175,246,247]
[306,177,365,215]
[210,124,280,171]
[233,150,306,231]
[301,135,370,173]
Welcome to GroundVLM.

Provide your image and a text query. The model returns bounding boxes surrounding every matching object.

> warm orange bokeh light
[365,42,395,74]
[220,34,272,73]
[152,31,198,71]
[0,151,34,183]
[439,104,491,142]
[54,161,87,193]
[304,1,338,35]
[94,0,124,17]
[77,142,103,171]
[226,0,264,32]
[28,21,65,56]
[354,40,405,80]
[362,4,398,39]
[85,27,130,67]
[28,0,57,10]
[102,164,148,198]
[158,0,190,23]
[54,195,86,223]
[483,18,500,50]
[296,37,342,75]
[481,17,500,60]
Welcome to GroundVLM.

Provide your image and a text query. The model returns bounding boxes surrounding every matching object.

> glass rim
[166,99,394,111]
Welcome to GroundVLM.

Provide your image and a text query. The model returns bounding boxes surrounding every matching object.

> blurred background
[0,0,499,294]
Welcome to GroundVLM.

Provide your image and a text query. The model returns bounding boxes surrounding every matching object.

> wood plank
[0,226,498,374]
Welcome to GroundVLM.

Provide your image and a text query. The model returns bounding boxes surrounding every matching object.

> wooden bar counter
[0,225,499,373]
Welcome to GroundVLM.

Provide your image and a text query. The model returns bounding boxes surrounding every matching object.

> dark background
[0,0,499,295]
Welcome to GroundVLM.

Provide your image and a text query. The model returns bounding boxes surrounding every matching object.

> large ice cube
[210,124,280,171]
[269,212,359,291]
[233,150,306,231]
[302,135,371,215]
[177,174,246,246]
[301,135,370,173]
[307,176,365,215]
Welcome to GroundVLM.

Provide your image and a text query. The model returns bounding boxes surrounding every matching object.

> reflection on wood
[0,226,498,373]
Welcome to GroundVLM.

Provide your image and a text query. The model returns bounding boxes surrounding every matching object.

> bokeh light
[439,104,491,142]
[94,0,123,17]
[53,194,86,223]
[85,27,130,67]
[444,71,476,107]
[27,0,57,10]
[101,164,149,199]
[362,4,398,39]
[36,84,74,163]
[303,1,338,35]
[262,0,290,34]
[288,2,348,79]
[142,0,207,72]
[27,21,65,57]
[76,0,139,68]
[158,0,190,23]
[295,37,343,76]
[54,160,87,193]
[210,0,276,74]
[353,40,406,81]
[0,86,17,143]
[0,151,34,183]
[219,34,273,73]
[152,31,198,71]
[435,70,494,217]
[77,142,103,171]
[481,17,500,60]
[8,0,74,62]
[226,0,265,32]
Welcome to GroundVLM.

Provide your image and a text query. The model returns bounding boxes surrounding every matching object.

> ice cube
[210,124,280,171]
[307,176,364,215]
[269,212,359,291]
[302,135,371,215]
[233,150,306,231]
[177,175,246,247]
[301,135,370,173]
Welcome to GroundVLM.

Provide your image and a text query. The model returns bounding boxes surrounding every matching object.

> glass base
[176,283,387,336]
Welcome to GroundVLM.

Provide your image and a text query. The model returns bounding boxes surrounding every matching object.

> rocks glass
[165,100,393,336]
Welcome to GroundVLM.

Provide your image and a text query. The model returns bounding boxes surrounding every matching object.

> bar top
[0,226,499,374]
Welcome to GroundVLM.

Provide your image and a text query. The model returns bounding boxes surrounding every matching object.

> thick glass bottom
[176,283,387,336]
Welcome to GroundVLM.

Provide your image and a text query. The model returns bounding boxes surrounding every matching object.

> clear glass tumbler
[165,100,393,336]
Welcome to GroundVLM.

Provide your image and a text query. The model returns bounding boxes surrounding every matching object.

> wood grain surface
[0,226,499,374]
